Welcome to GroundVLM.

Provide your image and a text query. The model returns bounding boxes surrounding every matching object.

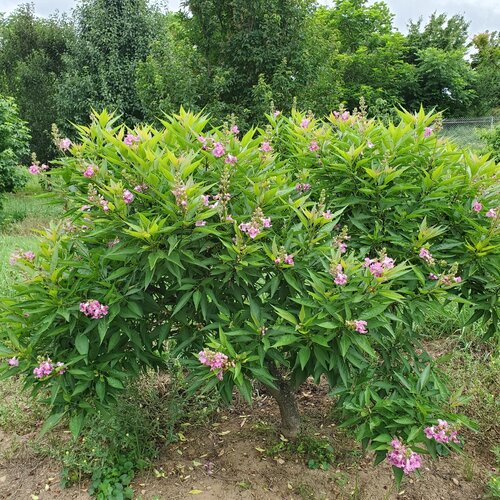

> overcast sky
[0,0,499,36]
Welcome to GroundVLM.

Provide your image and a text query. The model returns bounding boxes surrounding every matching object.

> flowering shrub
[1,109,497,484]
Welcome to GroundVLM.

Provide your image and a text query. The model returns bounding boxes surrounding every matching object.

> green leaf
[392,465,404,490]
[273,307,297,325]
[417,364,431,393]
[69,413,85,439]
[39,411,65,438]
[75,334,89,356]
[106,377,124,389]
[273,335,298,348]
[298,346,311,370]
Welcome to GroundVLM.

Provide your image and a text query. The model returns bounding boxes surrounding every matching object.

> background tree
[0,4,72,162]
[57,0,158,127]
[471,31,500,115]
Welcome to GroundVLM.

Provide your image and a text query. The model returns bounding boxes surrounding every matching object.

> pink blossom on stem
[124,133,140,146]
[59,138,72,150]
[28,164,41,174]
[261,217,272,228]
[323,210,332,219]
[123,189,134,204]
[33,360,54,379]
[198,349,230,380]
[283,254,294,265]
[485,208,497,218]
[386,439,422,475]
[8,357,19,367]
[472,200,483,212]
[230,125,239,134]
[225,154,237,165]
[83,165,96,178]
[195,220,206,227]
[309,141,319,152]
[354,320,368,334]
[260,141,272,153]
[23,251,35,261]
[80,299,109,319]
[300,118,310,128]
[212,142,225,158]
[424,420,460,444]
[424,127,433,138]
[419,247,434,264]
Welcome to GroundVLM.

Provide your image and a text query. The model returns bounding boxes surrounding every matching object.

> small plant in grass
[0,108,498,488]
[267,434,335,470]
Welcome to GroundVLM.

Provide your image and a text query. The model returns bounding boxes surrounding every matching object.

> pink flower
[23,251,35,261]
[334,272,348,286]
[212,142,225,158]
[419,247,434,264]
[424,420,460,444]
[367,141,374,148]
[195,220,206,227]
[59,138,72,150]
[230,125,239,134]
[80,299,109,319]
[354,320,368,334]
[201,195,210,206]
[472,200,482,212]
[429,273,439,280]
[81,205,92,211]
[386,439,422,475]
[273,110,281,117]
[247,226,260,239]
[309,141,319,152]
[8,357,19,367]
[123,189,134,204]
[424,127,433,138]
[28,164,41,174]
[99,197,109,212]
[9,252,20,265]
[33,361,54,379]
[338,242,347,254]
[83,165,96,177]
[225,154,237,165]
[485,208,497,218]
[323,210,332,219]
[134,183,148,193]
[274,257,281,264]
[261,217,272,228]
[284,254,294,265]
[197,135,206,144]
[300,118,310,128]
[364,255,394,277]
[260,141,272,153]
[295,183,311,193]
[56,362,66,375]
[225,215,234,222]
[198,349,229,380]
[124,133,140,146]
[453,276,462,283]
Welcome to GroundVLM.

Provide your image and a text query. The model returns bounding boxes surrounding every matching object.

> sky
[0,0,499,36]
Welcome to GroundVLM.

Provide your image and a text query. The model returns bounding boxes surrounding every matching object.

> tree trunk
[266,365,301,439]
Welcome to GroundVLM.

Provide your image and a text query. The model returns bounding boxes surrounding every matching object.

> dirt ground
[0,380,495,500]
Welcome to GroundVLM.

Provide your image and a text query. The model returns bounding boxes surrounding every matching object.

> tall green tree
[471,31,500,115]
[58,0,158,126]
[0,4,72,162]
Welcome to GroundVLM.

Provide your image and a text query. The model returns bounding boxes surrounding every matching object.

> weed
[266,434,335,471]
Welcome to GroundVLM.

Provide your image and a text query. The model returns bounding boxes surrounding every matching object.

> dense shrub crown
[0,108,498,478]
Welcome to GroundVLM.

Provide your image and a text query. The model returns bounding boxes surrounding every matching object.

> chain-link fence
[441,116,500,149]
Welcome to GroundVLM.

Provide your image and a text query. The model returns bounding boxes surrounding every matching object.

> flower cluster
[333,227,350,254]
[424,419,460,444]
[124,133,140,146]
[83,164,97,178]
[198,349,231,380]
[123,189,134,204]
[260,141,272,153]
[33,359,65,379]
[419,247,434,265]
[386,439,422,475]
[471,199,497,219]
[424,127,433,138]
[333,110,350,121]
[80,299,109,319]
[230,125,239,135]
[59,138,72,150]
[172,182,188,209]
[212,142,225,158]
[239,208,271,239]
[274,250,294,266]
[346,319,368,334]
[428,263,462,285]
[472,199,482,212]
[7,357,19,367]
[486,208,497,218]
[28,163,48,175]
[309,141,319,152]
[295,183,311,193]
[331,263,348,286]
[300,118,311,128]
[9,250,35,265]
[364,253,395,278]
[134,183,148,193]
